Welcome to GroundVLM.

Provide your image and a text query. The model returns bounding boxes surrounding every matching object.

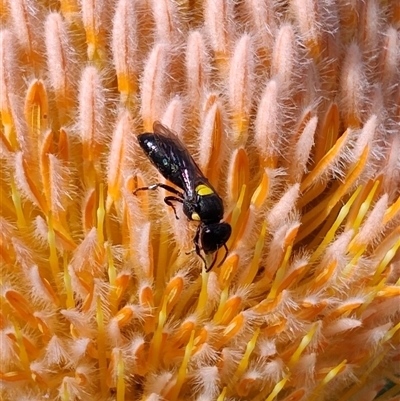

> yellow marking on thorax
[191,212,201,221]
[196,184,214,196]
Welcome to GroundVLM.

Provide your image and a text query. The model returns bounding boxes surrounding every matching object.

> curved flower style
[1,1,399,400]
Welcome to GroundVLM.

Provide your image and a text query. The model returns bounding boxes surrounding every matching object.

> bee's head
[200,222,231,254]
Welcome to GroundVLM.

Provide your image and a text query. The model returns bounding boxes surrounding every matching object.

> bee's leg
[133,183,184,197]
[192,225,209,269]
[217,243,229,267]
[205,254,218,272]
[133,184,184,218]
[164,196,183,219]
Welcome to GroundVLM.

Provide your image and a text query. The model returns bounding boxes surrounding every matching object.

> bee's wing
[148,121,204,196]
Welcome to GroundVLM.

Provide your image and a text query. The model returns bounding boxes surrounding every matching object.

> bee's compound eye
[201,222,232,254]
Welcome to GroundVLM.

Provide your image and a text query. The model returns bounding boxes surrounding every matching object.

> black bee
[133,121,231,271]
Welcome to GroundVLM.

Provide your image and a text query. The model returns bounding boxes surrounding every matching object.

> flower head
[1,0,399,400]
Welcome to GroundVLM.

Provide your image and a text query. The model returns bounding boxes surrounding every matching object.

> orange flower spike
[79,66,107,180]
[39,130,54,214]
[193,327,209,352]
[297,180,327,210]
[148,277,180,366]
[254,79,281,169]
[287,117,318,184]
[5,290,37,328]
[328,145,370,209]
[314,103,339,165]
[235,376,256,397]
[213,296,242,326]
[141,44,168,130]
[383,195,400,225]
[288,323,319,369]
[301,128,350,193]
[168,320,196,349]
[59,0,80,20]
[44,12,77,125]
[308,360,347,401]
[6,332,40,360]
[218,254,239,289]
[139,284,154,310]
[0,227,17,267]
[268,223,300,299]
[11,318,31,375]
[31,370,50,387]
[0,30,20,151]
[262,318,287,337]
[106,348,117,388]
[139,285,155,334]
[81,288,95,314]
[373,226,400,267]
[251,293,283,315]
[106,244,117,315]
[296,299,328,321]
[156,221,170,288]
[347,180,380,241]
[112,0,139,104]
[370,237,400,287]
[96,296,108,395]
[32,265,60,307]
[309,186,362,262]
[355,277,386,318]
[195,268,210,317]
[228,148,250,207]
[24,80,49,154]
[340,43,365,129]
[81,0,107,62]
[277,259,309,294]
[348,196,387,258]
[250,170,270,210]
[298,145,370,242]
[58,128,70,162]
[16,153,48,214]
[203,0,233,75]
[215,314,244,348]
[116,349,126,400]
[292,0,323,60]
[165,330,195,401]
[107,111,132,210]
[75,369,89,387]
[229,328,260,392]
[62,258,75,313]
[281,389,306,401]
[164,276,184,316]
[229,34,254,146]
[115,306,135,328]
[0,371,29,383]
[376,286,400,300]
[266,377,290,401]
[243,220,267,286]
[327,301,364,321]
[35,315,52,341]
[83,188,97,233]
[97,183,105,245]
[345,179,376,231]
[228,185,247,247]
[199,100,224,187]
[309,260,338,292]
